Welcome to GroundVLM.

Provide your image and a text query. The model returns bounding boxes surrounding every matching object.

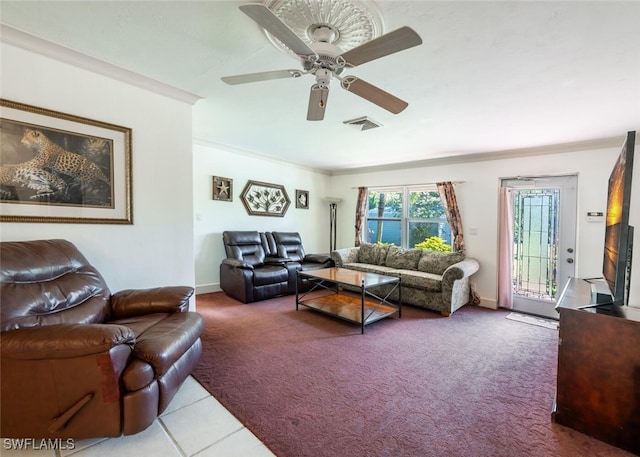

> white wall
[5,37,637,309]
[193,142,331,293]
[329,145,640,307]
[0,43,196,303]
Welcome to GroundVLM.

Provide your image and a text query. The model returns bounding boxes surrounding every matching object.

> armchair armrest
[111,286,194,318]
[265,256,294,265]
[1,324,135,359]
[304,253,332,264]
[222,258,254,269]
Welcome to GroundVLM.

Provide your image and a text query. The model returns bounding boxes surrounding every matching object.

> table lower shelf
[297,292,399,328]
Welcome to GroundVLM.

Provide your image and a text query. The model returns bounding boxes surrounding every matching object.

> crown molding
[1,23,202,105]
[193,137,331,176]
[329,135,626,176]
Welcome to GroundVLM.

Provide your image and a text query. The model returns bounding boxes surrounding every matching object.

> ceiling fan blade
[307,84,329,121]
[239,3,316,58]
[221,69,303,85]
[341,76,408,114]
[339,26,422,67]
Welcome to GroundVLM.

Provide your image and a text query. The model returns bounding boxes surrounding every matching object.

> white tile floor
[0,377,276,457]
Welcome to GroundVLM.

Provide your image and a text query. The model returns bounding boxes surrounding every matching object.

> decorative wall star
[217,181,229,196]
[213,176,233,201]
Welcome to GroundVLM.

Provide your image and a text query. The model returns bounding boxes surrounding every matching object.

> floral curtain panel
[354,186,368,246]
[437,181,481,305]
[436,181,465,253]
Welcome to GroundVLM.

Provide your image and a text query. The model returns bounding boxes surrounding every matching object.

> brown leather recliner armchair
[220,231,290,303]
[271,232,334,293]
[0,239,204,439]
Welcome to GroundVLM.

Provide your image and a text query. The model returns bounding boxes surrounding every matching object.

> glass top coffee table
[296,267,401,334]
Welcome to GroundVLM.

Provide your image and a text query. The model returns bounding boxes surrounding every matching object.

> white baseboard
[196,283,221,295]
[479,298,498,309]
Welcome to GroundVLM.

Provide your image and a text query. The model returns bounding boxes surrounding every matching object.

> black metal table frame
[295,269,402,334]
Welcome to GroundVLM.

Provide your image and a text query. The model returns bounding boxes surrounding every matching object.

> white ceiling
[1,1,639,173]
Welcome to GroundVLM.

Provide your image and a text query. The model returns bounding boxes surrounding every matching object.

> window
[512,188,560,299]
[366,186,452,250]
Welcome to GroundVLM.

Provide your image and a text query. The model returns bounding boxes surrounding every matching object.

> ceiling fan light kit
[222,1,422,121]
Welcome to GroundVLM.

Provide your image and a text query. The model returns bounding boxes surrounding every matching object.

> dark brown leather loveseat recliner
[0,239,204,439]
[220,231,333,303]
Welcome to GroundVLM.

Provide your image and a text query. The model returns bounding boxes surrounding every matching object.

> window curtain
[354,186,368,246]
[497,186,514,308]
[436,181,465,253]
[436,181,480,305]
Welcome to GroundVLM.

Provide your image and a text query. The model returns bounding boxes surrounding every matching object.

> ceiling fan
[221,3,423,121]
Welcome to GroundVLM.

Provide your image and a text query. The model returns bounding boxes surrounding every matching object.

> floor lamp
[324,197,342,252]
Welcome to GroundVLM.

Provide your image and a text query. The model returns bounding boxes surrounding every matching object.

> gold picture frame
[0,99,132,224]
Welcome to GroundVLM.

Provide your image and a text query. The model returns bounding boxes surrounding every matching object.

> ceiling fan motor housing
[303,41,345,78]
[315,68,331,87]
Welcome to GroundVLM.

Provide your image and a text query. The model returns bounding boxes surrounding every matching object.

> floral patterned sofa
[330,243,480,316]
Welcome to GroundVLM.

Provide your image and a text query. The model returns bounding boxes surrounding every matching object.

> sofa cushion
[122,359,155,391]
[384,246,422,270]
[417,251,465,275]
[253,265,289,286]
[343,263,398,276]
[358,243,388,265]
[131,312,204,376]
[109,313,169,338]
[399,271,442,292]
[0,239,112,332]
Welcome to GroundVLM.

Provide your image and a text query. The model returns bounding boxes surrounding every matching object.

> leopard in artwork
[0,161,69,200]
[0,128,111,203]
[20,128,110,186]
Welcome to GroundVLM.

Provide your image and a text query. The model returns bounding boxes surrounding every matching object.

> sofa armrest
[111,286,194,318]
[330,247,360,267]
[1,324,135,359]
[304,253,332,264]
[222,258,254,269]
[440,258,480,314]
[441,258,480,285]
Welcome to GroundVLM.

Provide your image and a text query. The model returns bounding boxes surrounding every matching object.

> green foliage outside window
[367,187,452,248]
[409,191,445,218]
[415,236,451,252]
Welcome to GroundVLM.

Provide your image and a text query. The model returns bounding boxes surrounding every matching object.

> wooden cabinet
[553,278,640,455]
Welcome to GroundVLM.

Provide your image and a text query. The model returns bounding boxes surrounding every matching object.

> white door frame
[501,175,577,319]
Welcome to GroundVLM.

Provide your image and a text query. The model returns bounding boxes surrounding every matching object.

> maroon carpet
[192,292,633,457]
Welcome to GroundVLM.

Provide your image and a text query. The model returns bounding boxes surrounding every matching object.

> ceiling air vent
[343,116,382,131]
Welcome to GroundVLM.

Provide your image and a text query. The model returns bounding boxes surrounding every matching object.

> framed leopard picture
[0,99,132,224]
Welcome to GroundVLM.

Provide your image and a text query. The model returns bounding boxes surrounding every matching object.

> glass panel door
[502,175,577,319]
[513,188,560,300]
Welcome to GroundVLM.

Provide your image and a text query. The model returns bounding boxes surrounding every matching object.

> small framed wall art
[212,176,233,202]
[296,189,309,209]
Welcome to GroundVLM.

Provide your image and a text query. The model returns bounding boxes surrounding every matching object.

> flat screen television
[603,130,635,305]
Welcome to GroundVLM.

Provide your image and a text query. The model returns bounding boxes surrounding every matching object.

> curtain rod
[350,180,465,189]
